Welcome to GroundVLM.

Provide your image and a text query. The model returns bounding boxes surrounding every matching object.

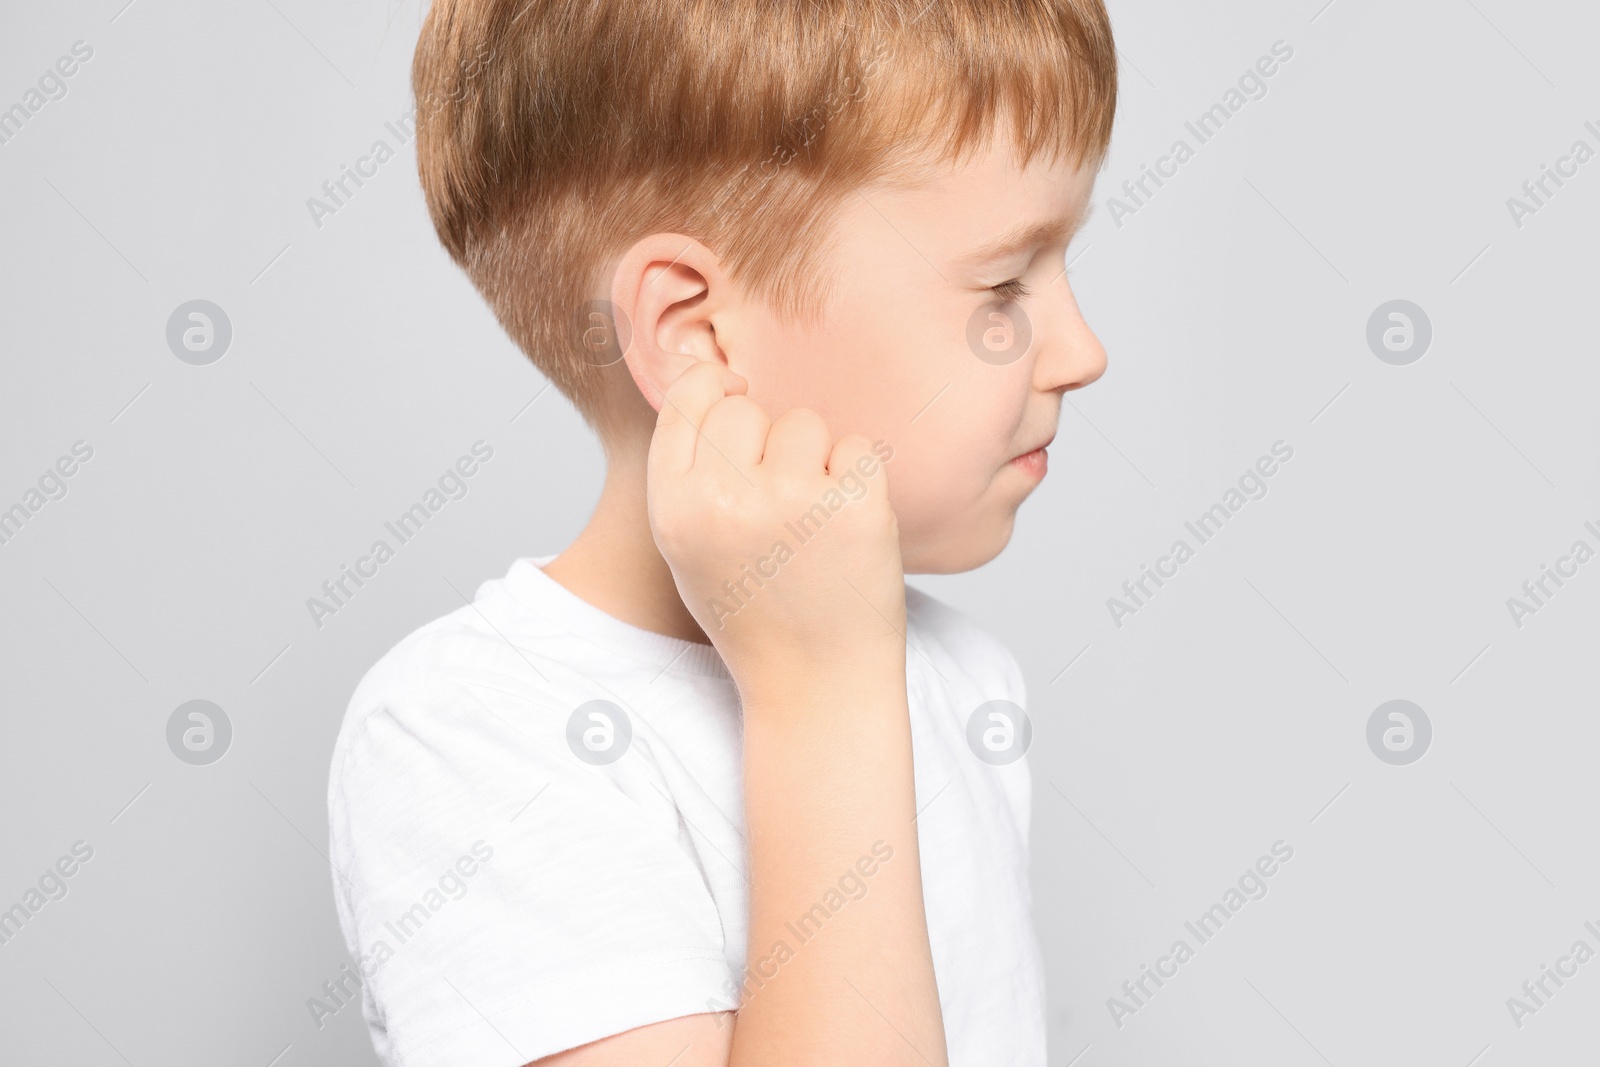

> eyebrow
[957,204,1092,268]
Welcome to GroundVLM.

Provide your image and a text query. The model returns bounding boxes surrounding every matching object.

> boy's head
[415,0,1117,572]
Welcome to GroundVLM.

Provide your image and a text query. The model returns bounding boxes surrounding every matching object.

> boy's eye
[990,278,1032,301]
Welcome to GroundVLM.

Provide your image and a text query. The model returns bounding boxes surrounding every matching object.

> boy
[327,1,1115,1064]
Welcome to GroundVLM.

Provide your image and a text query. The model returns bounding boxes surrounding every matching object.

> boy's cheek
[886,456,971,520]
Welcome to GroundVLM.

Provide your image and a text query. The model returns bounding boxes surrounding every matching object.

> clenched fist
[646,362,907,699]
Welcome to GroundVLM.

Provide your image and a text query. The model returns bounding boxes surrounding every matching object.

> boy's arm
[528,362,946,1066]
[732,665,943,1065]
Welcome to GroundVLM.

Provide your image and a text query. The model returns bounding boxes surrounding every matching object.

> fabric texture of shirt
[326,555,1046,1065]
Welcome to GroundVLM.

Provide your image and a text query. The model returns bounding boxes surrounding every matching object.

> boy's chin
[901,513,1016,575]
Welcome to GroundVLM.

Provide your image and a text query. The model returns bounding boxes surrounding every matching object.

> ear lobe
[611,234,730,412]
[614,281,670,413]
[621,342,667,414]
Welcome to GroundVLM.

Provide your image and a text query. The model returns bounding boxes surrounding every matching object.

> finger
[762,407,833,475]
[826,433,887,494]
[649,363,747,477]
[698,393,770,473]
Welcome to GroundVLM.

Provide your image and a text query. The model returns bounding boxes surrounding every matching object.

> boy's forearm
[729,668,948,1067]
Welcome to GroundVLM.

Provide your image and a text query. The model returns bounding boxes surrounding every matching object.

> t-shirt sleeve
[327,674,738,1067]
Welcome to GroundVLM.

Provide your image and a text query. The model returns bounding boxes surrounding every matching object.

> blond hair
[413,0,1118,435]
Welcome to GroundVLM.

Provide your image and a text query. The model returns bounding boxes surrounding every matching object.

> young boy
[327,1,1115,1064]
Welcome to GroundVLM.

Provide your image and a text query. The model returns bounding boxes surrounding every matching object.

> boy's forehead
[893,131,1089,192]
[869,139,1097,254]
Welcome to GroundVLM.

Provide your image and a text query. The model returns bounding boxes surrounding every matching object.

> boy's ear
[610,233,733,412]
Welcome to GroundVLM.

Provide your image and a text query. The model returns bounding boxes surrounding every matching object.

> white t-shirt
[327,555,1045,1066]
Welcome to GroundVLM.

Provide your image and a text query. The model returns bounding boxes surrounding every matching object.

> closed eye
[991,278,1032,301]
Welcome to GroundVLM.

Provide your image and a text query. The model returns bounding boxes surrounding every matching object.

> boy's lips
[1007,434,1054,479]
[1010,432,1055,462]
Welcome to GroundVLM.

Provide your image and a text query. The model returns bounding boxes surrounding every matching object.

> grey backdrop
[2,0,1596,1064]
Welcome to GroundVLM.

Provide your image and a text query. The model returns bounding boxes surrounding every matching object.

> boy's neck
[539,457,712,646]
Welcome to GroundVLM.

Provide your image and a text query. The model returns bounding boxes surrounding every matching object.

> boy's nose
[1033,280,1107,393]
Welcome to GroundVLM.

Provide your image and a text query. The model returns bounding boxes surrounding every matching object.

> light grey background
[2,1,1596,1064]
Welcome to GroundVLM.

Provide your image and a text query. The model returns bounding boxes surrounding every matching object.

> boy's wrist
[735,659,909,722]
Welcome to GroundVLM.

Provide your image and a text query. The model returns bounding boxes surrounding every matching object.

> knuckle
[769,471,816,509]
[650,510,687,552]
[720,394,768,424]
[693,477,754,524]
[836,432,872,453]
[783,406,827,431]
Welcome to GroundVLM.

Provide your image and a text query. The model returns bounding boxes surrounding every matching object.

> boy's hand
[646,362,906,695]
[644,362,947,1067]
